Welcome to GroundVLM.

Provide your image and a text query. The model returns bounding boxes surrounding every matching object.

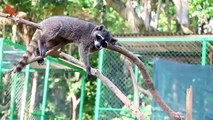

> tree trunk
[126,0,141,32]
[173,0,188,26]
[71,95,80,120]
[28,72,38,118]
[2,24,6,38]
[172,0,193,33]
[143,0,151,31]
[152,0,162,30]
[105,0,145,32]
[12,23,17,43]
[105,0,192,33]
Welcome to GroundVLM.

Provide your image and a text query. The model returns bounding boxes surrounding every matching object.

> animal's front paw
[86,73,92,80]
[39,47,46,57]
[86,66,92,80]
[37,58,44,65]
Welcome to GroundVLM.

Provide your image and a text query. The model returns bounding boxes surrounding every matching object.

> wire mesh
[0,39,86,120]
[98,49,135,119]
[97,39,211,120]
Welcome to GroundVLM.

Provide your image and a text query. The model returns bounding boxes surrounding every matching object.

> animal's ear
[111,38,118,45]
[94,25,105,31]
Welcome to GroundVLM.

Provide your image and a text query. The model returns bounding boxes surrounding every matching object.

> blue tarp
[152,59,213,120]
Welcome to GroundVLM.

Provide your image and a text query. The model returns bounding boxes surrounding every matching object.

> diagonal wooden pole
[107,44,185,120]
[59,52,147,120]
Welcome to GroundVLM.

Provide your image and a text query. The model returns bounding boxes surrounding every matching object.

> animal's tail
[14,30,41,72]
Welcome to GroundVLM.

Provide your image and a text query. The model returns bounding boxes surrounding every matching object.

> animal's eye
[96,34,104,40]
[97,36,102,40]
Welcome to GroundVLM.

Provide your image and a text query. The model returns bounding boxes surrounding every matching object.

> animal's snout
[95,44,101,49]
[94,40,102,49]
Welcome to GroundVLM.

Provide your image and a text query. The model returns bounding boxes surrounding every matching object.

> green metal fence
[0,38,86,120]
[95,35,213,120]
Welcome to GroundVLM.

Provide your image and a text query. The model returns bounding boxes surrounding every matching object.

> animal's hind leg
[35,48,44,64]
[38,37,46,57]
[14,30,41,72]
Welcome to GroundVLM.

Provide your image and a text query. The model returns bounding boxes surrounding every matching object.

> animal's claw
[37,59,44,65]
[86,73,92,80]
[86,66,92,80]
[39,47,46,57]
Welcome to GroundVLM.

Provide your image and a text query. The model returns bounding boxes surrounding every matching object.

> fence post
[201,39,207,65]
[133,65,139,120]
[41,60,50,120]
[186,86,192,120]
[94,49,104,120]
[20,65,30,120]
[199,39,207,120]
[0,38,5,92]
[79,73,86,120]
[133,65,139,103]
[10,73,18,120]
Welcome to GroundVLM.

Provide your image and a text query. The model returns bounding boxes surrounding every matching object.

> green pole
[41,60,50,120]
[201,39,207,65]
[0,38,5,92]
[200,39,207,120]
[133,65,139,102]
[133,65,139,120]
[94,49,104,120]
[79,73,86,120]
[20,65,30,120]
[10,73,18,120]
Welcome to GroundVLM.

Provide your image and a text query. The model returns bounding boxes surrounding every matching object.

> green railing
[0,38,86,120]
[95,35,213,120]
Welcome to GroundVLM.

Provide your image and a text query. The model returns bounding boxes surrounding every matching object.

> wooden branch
[8,50,146,119]
[0,12,42,30]
[126,60,139,108]
[72,95,80,120]
[186,86,192,120]
[7,42,66,73]
[138,86,152,99]
[59,52,147,120]
[107,44,184,120]
[27,43,63,64]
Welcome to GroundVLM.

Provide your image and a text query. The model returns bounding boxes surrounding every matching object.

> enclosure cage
[95,34,213,120]
[0,38,86,120]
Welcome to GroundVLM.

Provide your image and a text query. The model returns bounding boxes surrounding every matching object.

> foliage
[0,0,212,119]
[188,0,213,32]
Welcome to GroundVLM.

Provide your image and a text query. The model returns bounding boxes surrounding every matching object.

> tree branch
[152,0,162,30]
[126,59,139,108]
[107,44,184,120]
[105,0,144,32]
[138,86,152,99]
[8,51,147,119]
[0,12,42,30]
[59,52,147,120]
